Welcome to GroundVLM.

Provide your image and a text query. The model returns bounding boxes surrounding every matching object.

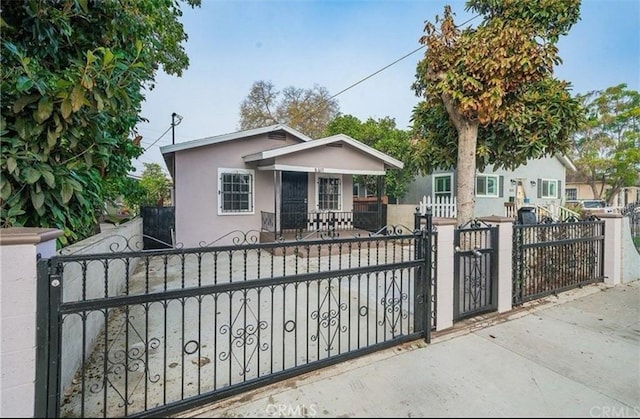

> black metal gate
[281,171,308,230]
[454,220,498,320]
[140,206,175,250]
[35,224,436,418]
[512,217,605,305]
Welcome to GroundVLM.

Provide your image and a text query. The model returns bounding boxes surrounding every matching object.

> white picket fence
[418,195,457,218]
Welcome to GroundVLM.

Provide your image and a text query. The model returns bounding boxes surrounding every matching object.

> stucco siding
[399,156,568,218]
[277,145,385,172]
[175,135,287,246]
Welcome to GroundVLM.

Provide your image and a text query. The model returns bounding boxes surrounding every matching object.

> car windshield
[583,201,605,208]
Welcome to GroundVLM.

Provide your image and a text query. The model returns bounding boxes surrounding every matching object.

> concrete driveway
[181,281,640,418]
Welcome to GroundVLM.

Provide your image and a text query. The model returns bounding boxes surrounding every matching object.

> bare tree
[239,81,339,138]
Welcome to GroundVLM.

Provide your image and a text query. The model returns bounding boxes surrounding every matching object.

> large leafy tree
[324,115,415,202]
[138,163,172,207]
[239,80,340,138]
[1,0,199,244]
[411,0,583,225]
[572,84,640,203]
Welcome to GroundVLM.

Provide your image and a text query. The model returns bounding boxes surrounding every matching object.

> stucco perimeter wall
[621,217,640,283]
[387,204,419,230]
[57,218,143,392]
[175,135,294,247]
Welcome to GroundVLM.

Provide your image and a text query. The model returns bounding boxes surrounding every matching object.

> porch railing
[262,208,387,236]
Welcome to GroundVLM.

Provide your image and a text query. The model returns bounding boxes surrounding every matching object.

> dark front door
[281,171,308,230]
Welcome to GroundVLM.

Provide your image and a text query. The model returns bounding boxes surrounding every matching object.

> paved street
[182,281,640,418]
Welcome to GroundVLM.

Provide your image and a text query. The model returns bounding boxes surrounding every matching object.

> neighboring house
[398,155,577,218]
[565,173,640,207]
[160,124,403,247]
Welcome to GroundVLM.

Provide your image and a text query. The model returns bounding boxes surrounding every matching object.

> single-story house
[160,124,403,247]
[397,154,577,219]
[565,173,640,208]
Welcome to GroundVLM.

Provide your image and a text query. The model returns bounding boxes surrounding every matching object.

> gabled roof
[160,124,312,154]
[242,133,404,169]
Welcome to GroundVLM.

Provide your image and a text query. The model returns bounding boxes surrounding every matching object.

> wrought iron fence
[36,227,436,418]
[512,217,605,305]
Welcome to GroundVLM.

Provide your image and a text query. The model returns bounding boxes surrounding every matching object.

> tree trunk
[441,92,478,226]
[455,122,479,226]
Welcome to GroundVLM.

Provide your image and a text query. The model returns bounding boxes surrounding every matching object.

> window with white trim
[433,174,452,199]
[317,175,342,211]
[218,168,254,214]
[541,179,558,199]
[476,175,499,197]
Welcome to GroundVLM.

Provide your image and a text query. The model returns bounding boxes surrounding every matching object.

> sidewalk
[181,281,640,418]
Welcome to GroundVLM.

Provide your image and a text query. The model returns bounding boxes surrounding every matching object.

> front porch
[259,203,387,244]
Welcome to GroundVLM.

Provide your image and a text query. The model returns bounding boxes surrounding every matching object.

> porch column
[0,228,62,418]
[274,170,281,240]
[376,176,383,229]
[599,214,623,286]
[432,218,457,331]
[479,216,514,313]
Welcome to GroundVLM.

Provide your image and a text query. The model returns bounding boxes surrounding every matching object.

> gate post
[599,214,622,285]
[432,218,457,331]
[480,216,513,313]
[0,228,62,418]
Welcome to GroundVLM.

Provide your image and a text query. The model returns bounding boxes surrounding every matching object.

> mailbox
[517,206,537,224]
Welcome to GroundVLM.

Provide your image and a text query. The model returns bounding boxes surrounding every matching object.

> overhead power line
[297,14,481,126]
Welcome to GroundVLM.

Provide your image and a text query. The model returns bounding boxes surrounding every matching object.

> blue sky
[134,0,640,173]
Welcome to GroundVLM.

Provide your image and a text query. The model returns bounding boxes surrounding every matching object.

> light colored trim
[244,134,404,169]
[0,227,63,245]
[315,173,343,211]
[217,168,255,216]
[161,124,311,154]
[540,178,559,199]
[476,174,500,198]
[555,154,577,172]
[433,173,453,198]
[257,164,385,175]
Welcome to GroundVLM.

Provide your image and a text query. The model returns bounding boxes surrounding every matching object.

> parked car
[570,199,616,215]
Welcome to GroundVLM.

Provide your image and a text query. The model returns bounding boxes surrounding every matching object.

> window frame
[541,179,559,199]
[475,174,500,198]
[217,168,255,215]
[566,188,577,201]
[433,174,453,199]
[316,174,343,211]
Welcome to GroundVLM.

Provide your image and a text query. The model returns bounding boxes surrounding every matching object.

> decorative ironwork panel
[512,217,605,305]
[454,220,498,320]
[36,222,435,418]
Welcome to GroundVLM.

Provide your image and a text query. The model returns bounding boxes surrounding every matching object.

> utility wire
[142,125,172,151]
[297,13,481,126]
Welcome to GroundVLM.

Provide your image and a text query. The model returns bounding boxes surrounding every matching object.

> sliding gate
[35,227,436,417]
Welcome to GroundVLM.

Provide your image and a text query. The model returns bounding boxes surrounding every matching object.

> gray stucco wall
[400,156,568,218]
